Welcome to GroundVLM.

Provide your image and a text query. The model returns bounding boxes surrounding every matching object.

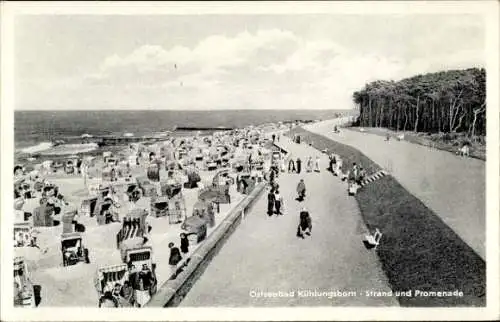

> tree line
[352,68,486,137]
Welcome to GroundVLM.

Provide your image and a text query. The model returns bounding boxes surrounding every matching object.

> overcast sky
[14,14,485,110]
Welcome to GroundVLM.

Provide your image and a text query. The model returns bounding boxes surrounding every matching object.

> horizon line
[14,108,355,112]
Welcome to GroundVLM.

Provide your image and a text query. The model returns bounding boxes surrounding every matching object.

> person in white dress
[306,157,313,172]
[314,156,321,172]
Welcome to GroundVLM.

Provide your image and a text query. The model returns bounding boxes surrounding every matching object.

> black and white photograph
[1,1,499,321]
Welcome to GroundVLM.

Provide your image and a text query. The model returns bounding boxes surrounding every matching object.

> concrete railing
[146,181,268,307]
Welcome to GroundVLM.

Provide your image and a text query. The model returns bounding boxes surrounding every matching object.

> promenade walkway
[180,136,397,307]
[304,119,485,259]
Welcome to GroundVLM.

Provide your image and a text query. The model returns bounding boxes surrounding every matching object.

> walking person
[274,190,283,215]
[328,153,335,172]
[296,157,302,174]
[81,162,88,188]
[357,166,366,186]
[314,156,321,172]
[352,162,359,178]
[306,157,313,172]
[336,158,343,176]
[269,168,275,186]
[287,153,296,173]
[280,157,286,173]
[267,187,275,216]
[180,233,189,254]
[272,134,276,143]
[168,242,182,279]
[348,164,357,185]
[296,179,306,202]
[241,176,249,194]
[296,207,312,239]
[76,158,82,175]
[272,161,280,179]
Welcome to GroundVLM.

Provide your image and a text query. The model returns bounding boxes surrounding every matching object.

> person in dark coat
[287,153,296,173]
[267,187,275,216]
[76,159,82,174]
[269,168,275,185]
[128,264,139,290]
[241,177,249,194]
[297,207,312,239]
[296,179,306,201]
[272,134,276,143]
[296,157,302,174]
[139,264,153,291]
[168,242,182,278]
[357,166,366,185]
[180,233,189,254]
[328,153,336,172]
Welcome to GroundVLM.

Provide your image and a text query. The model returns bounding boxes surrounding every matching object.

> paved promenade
[304,119,485,259]
[180,136,397,307]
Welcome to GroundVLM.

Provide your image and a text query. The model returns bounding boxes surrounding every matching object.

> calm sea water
[15,110,349,149]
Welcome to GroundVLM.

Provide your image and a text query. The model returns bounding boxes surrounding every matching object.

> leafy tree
[352,68,486,137]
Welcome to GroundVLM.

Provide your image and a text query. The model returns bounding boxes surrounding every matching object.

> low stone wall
[147,182,267,307]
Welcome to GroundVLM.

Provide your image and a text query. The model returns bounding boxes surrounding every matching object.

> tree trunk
[403,106,408,131]
[452,104,466,133]
[396,104,401,131]
[449,90,464,132]
[431,99,436,132]
[388,110,392,129]
[470,104,486,138]
[368,98,372,127]
[439,101,443,132]
[413,96,420,133]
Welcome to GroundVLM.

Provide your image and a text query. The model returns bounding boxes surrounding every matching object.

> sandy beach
[13,126,287,307]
